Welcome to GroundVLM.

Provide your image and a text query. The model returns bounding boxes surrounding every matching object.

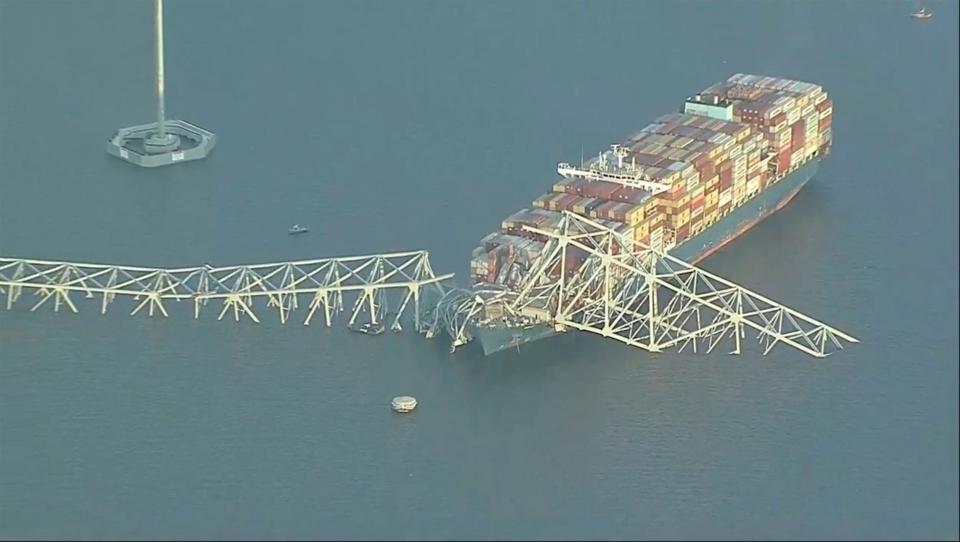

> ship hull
[473,157,821,356]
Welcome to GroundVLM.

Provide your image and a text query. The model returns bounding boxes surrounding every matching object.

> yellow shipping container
[634,222,649,240]
[719,188,733,207]
[733,184,746,202]
[689,218,703,235]
[704,174,719,191]
[690,185,705,200]
[661,171,681,185]
[622,205,645,226]
[705,209,719,224]
[705,190,719,208]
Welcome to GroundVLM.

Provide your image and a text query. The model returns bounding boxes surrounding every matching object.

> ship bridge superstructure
[557,144,672,194]
[425,211,858,358]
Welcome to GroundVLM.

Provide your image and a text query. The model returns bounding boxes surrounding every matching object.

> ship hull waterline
[473,157,821,356]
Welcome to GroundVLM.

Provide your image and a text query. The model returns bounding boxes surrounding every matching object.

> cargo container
[610,186,647,204]
[465,74,831,355]
[532,193,557,209]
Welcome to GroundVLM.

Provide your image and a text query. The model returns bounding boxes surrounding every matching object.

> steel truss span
[0,251,453,332]
[428,211,858,358]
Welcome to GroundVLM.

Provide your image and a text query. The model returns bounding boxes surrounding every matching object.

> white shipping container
[691,205,704,217]
[747,177,760,194]
[802,104,816,117]
[786,106,801,125]
[719,190,732,207]
[686,174,699,191]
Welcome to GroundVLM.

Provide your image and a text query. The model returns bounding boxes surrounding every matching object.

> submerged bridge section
[0,251,453,332]
[424,212,858,358]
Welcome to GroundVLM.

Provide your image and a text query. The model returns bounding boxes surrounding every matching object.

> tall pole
[155,0,166,137]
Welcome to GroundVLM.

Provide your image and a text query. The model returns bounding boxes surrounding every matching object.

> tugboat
[288,224,309,235]
[911,6,932,19]
[350,322,385,336]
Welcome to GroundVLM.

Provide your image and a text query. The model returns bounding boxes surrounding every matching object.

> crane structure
[0,251,452,332]
[423,211,858,358]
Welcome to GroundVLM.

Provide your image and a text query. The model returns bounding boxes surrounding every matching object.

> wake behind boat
[911,7,932,19]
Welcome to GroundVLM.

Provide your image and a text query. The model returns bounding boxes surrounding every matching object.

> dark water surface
[1,1,957,539]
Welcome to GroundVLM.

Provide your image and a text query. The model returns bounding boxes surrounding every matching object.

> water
[1,0,957,539]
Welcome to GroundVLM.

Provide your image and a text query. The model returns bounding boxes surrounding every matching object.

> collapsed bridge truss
[424,211,858,358]
[0,251,453,332]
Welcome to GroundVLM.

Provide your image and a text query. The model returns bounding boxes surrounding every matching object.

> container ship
[465,74,834,355]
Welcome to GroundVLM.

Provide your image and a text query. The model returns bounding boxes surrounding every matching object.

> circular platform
[107,119,216,167]
[391,396,417,413]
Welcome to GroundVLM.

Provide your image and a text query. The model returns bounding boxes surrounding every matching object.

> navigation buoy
[391,396,417,413]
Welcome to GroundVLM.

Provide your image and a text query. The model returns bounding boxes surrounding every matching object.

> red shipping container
[778,154,791,174]
[675,225,690,243]
[819,114,832,131]
[791,121,806,149]
[720,168,733,186]
[697,160,716,181]
[570,179,590,195]
[815,98,832,113]
[551,193,579,211]
[581,181,622,200]
[691,196,705,210]
[692,154,711,168]
[592,200,620,219]
[611,186,645,203]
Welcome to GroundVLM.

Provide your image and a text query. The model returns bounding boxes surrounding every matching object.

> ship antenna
[580,144,584,168]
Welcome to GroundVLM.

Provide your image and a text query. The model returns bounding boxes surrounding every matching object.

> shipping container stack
[699,74,832,178]
[469,74,832,286]
[627,110,769,249]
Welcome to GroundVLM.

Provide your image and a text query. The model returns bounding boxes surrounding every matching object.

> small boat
[350,322,385,336]
[911,7,932,19]
[288,224,309,235]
